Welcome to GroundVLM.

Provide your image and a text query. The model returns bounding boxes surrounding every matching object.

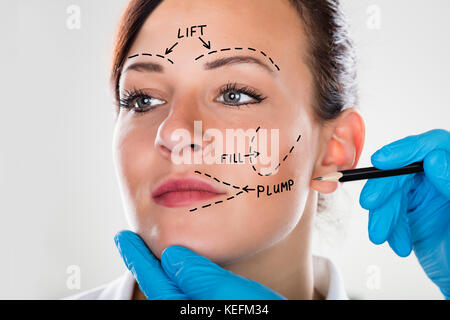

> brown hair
[110,0,358,211]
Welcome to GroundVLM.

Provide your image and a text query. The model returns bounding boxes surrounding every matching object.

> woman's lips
[151,177,226,208]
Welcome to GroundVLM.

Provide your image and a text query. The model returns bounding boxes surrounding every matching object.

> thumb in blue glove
[114,230,188,299]
[114,230,286,300]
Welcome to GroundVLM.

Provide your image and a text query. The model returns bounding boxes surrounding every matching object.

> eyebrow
[203,55,275,75]
[122,55,275,76]
[123,61,164,74]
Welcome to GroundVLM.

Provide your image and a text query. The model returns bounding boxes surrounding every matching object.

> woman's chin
[142,231,248,265]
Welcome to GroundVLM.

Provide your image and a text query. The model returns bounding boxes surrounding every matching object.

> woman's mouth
[151,177,227,208]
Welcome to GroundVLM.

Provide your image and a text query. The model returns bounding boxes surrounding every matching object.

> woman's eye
[216,91,254,105]
[134,96,165,109]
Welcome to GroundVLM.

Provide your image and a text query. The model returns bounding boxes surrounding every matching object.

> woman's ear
[310,108,365,194]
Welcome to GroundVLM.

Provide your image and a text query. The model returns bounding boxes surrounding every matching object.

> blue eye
[119,88,165,112]
[215,82,267,107]
[217,91,254,105]
[135,96,165,109]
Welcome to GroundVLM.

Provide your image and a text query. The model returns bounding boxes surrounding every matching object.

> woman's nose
[154,99,205,162]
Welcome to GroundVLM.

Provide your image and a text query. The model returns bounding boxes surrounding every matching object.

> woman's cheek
[241,157,310,248]
[113,123,157,227]
[206,130,313,263]
[257,122,315,236]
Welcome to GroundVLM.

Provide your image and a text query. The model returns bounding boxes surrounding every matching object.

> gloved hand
[114,230,286,300]
[359,129,450,299]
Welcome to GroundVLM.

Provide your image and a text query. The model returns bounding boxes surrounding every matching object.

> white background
[0,0,448,299]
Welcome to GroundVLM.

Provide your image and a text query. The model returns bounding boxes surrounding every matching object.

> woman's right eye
[133,96,165,109]
[119,90,166,113]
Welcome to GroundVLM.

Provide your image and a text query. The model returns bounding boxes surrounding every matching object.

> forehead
[127,0,307,67]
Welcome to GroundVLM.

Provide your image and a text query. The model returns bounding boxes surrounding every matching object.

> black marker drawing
[194,47,281,72]
[188,128,301,213]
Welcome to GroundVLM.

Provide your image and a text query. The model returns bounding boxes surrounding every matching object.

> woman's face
[113,0,321,264]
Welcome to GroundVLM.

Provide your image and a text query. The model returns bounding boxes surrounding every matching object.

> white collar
[65,255,347,300]
[312,255,348,300]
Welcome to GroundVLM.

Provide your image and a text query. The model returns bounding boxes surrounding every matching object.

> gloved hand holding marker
[355,129,449,299]
[316,129,450,299]
[115,129,450,300]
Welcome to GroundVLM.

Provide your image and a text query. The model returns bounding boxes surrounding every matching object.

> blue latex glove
[114,230,286,300]
[359,129,450,299]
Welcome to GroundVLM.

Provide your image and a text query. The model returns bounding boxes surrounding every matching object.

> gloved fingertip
[359,187,378,209]
[392,239,412,257]
[113,231,133,270]
[115,230,142,255]
[114,230,128,252]
[372,147,390,161]
[424,149,448,179]
[162,245,193,261]
[359,179,388,210]
[114,229,138,244]
[363,175,406,205]
[368,214,387,245]
[423,149,450,198]
[390,239,412,258]
[161,245,196,275]
[388,214,413,258]
[371,146,397,168]
[113,230,152,269]
[368,230,386,245]
[399,245,412,258]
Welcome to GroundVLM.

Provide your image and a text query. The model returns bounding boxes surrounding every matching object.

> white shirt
[64,255,347,300]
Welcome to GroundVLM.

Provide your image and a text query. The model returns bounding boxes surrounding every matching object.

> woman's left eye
[215,83,267,107]
[216,91,254,105]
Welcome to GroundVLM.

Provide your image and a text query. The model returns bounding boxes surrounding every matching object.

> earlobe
[310,108,365,194]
